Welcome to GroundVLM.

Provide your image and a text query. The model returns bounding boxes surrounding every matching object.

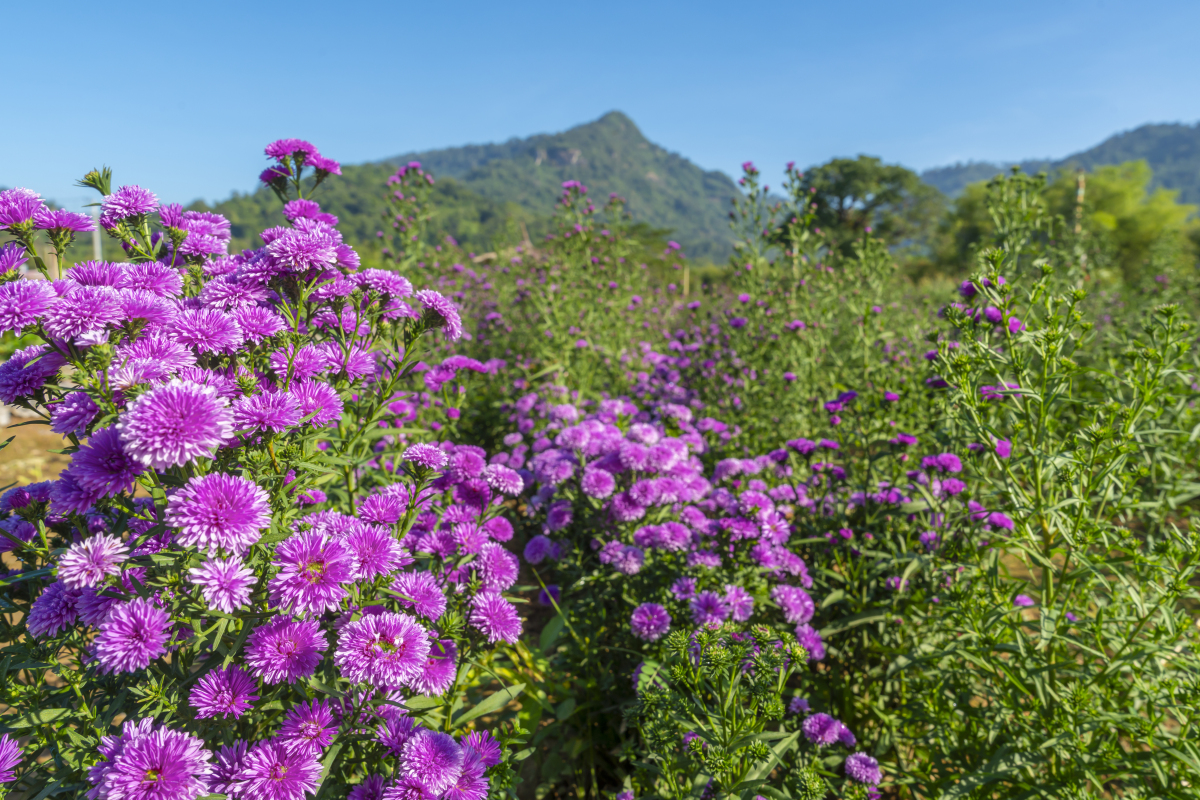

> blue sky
[4,0,1198,210]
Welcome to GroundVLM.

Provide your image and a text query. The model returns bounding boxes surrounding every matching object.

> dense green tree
[798,155,945,253]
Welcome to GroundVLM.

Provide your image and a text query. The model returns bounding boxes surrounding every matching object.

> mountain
[922,122,1200,202]
[201,112,740,261]
[381,111,738,260]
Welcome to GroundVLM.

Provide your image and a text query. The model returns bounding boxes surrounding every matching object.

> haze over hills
[921,121,1200,202]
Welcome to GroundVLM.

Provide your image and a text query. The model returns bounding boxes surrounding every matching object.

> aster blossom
[168,473,271,556]
[57,534,129,589]
[188,557,256,613]
[268,530,353,616]
[93,596,171,674]
[235,740,322,800]
[399,729,464,796]
[0,733,20,783]
[190,665,259,719]
[116,380,234,469]
[87,722,212,800]
[244,617,328,685]
[334,610,431,688]
[100,185,158,229]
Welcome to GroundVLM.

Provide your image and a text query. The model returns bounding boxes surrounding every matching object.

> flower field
[0,141,1196,800]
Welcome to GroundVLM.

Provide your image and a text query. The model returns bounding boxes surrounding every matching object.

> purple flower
[918,531,940,552]
[26,581,82,638]
[35,207,95,232]
[349,775,390,800]
[58,533,129,589]
[347,524,409,581]
[0,733,21,783]
[469,592,522,643]
[50,391,99,437]
[334,610,431,688]
[537,585,561,606]
[237,739,322,800]
[116,380,234,469]
[844,752,883,785]
[234,305,286,342]
[689,591,729,626]
[0,279,56,334]
[802,713,844,746]
[482,464,523,496]
[188,557,256,613]
[795,623,825,661]
[409,637,459,696]
[414,289,465,341]
[175,308,244,355]
[100,185,158,229]
[190,665,259,719]
[581,469,616,498]
[265,138,319,161]
[995,439,1012,458]
[94,596,170,674]
[392,571,447,619]
[771,585,814,625]
[289,380,344,427]
[278,699,336,751]
[788,697,810,715]
[88,722,212,800]
[670,577,697,600]
[444,751,489,800]
[205,741,249,797]
[723,585,754,622]
[167,473,271,556]
[64,426,144,502]
[523,535,554,564]
[400,729,464,795]
[0,241,29,274]
[245,617,328,685]
[269,531,353,616]
[0,188,45,228]
[234,391,302,434]
[988,512,1015,530]
[630,603,671,641]
[477,542,519,592]
[1014,594,1035,607]
[404,443,448,471]
[0,345,66,404]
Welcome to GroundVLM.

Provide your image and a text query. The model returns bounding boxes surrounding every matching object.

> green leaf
[820,609,889,636]
[554,697,576,720]
[451,683,525,728]
[3,707,73,729]
[405,695,443,710]
[539,615,565,654]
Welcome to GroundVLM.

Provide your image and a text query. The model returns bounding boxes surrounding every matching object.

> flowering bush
[0,142,530,800]
[2,144,1199,800]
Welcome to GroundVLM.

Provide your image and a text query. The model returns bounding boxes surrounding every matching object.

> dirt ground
[0,417,70,490]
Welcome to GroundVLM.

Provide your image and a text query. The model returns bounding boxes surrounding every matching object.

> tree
[799,155,945,254]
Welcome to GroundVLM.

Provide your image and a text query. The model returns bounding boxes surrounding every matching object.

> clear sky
[4,0,1198,211]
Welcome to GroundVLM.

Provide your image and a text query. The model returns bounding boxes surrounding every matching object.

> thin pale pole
[93,207,102,261]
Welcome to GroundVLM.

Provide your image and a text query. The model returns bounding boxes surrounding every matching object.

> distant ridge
[921,122,1200,201]
[379,111,739,260]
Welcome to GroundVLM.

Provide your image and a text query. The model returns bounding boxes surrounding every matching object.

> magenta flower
[723,584,754,622]
[346,523,410,581]
[190,665,259,719]
[278,699,336,752]
[234,391,302,434]
[404,443,448,471]
[93,596,170,674]
[476,543,518,592]
[771,584,814,625]
[244,617,328,685]
[334,610,431,688]
[630,603,671,642]
[116,380,234,469]
[463,730,502,768]
[175,308,244,355]
[25,581,82,637]
[844,752,883,785]
[409,638,458,696]
[50,392,99,437]
[1014,594,1036,607]
[0,279,56,335]
[795,623,825,661]
[168,473,271,556]
[689,591,729,626]
[0,345,66,405]
[0,242,28,274]
[188,557,256,613]
[289,380,344,427]
[65,427,144,499]
[482,464,523,496]
[468,592,522,644]
[414,289,464,341]
[0,733,21,783]
[399,729,464,795]
[392,571,447,620]
[57,533,129,589]
[995,438,1012,458]
[237,739,322,800]
[268,531,353,616]
[87,723,212,799]
[100,185,159,228]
